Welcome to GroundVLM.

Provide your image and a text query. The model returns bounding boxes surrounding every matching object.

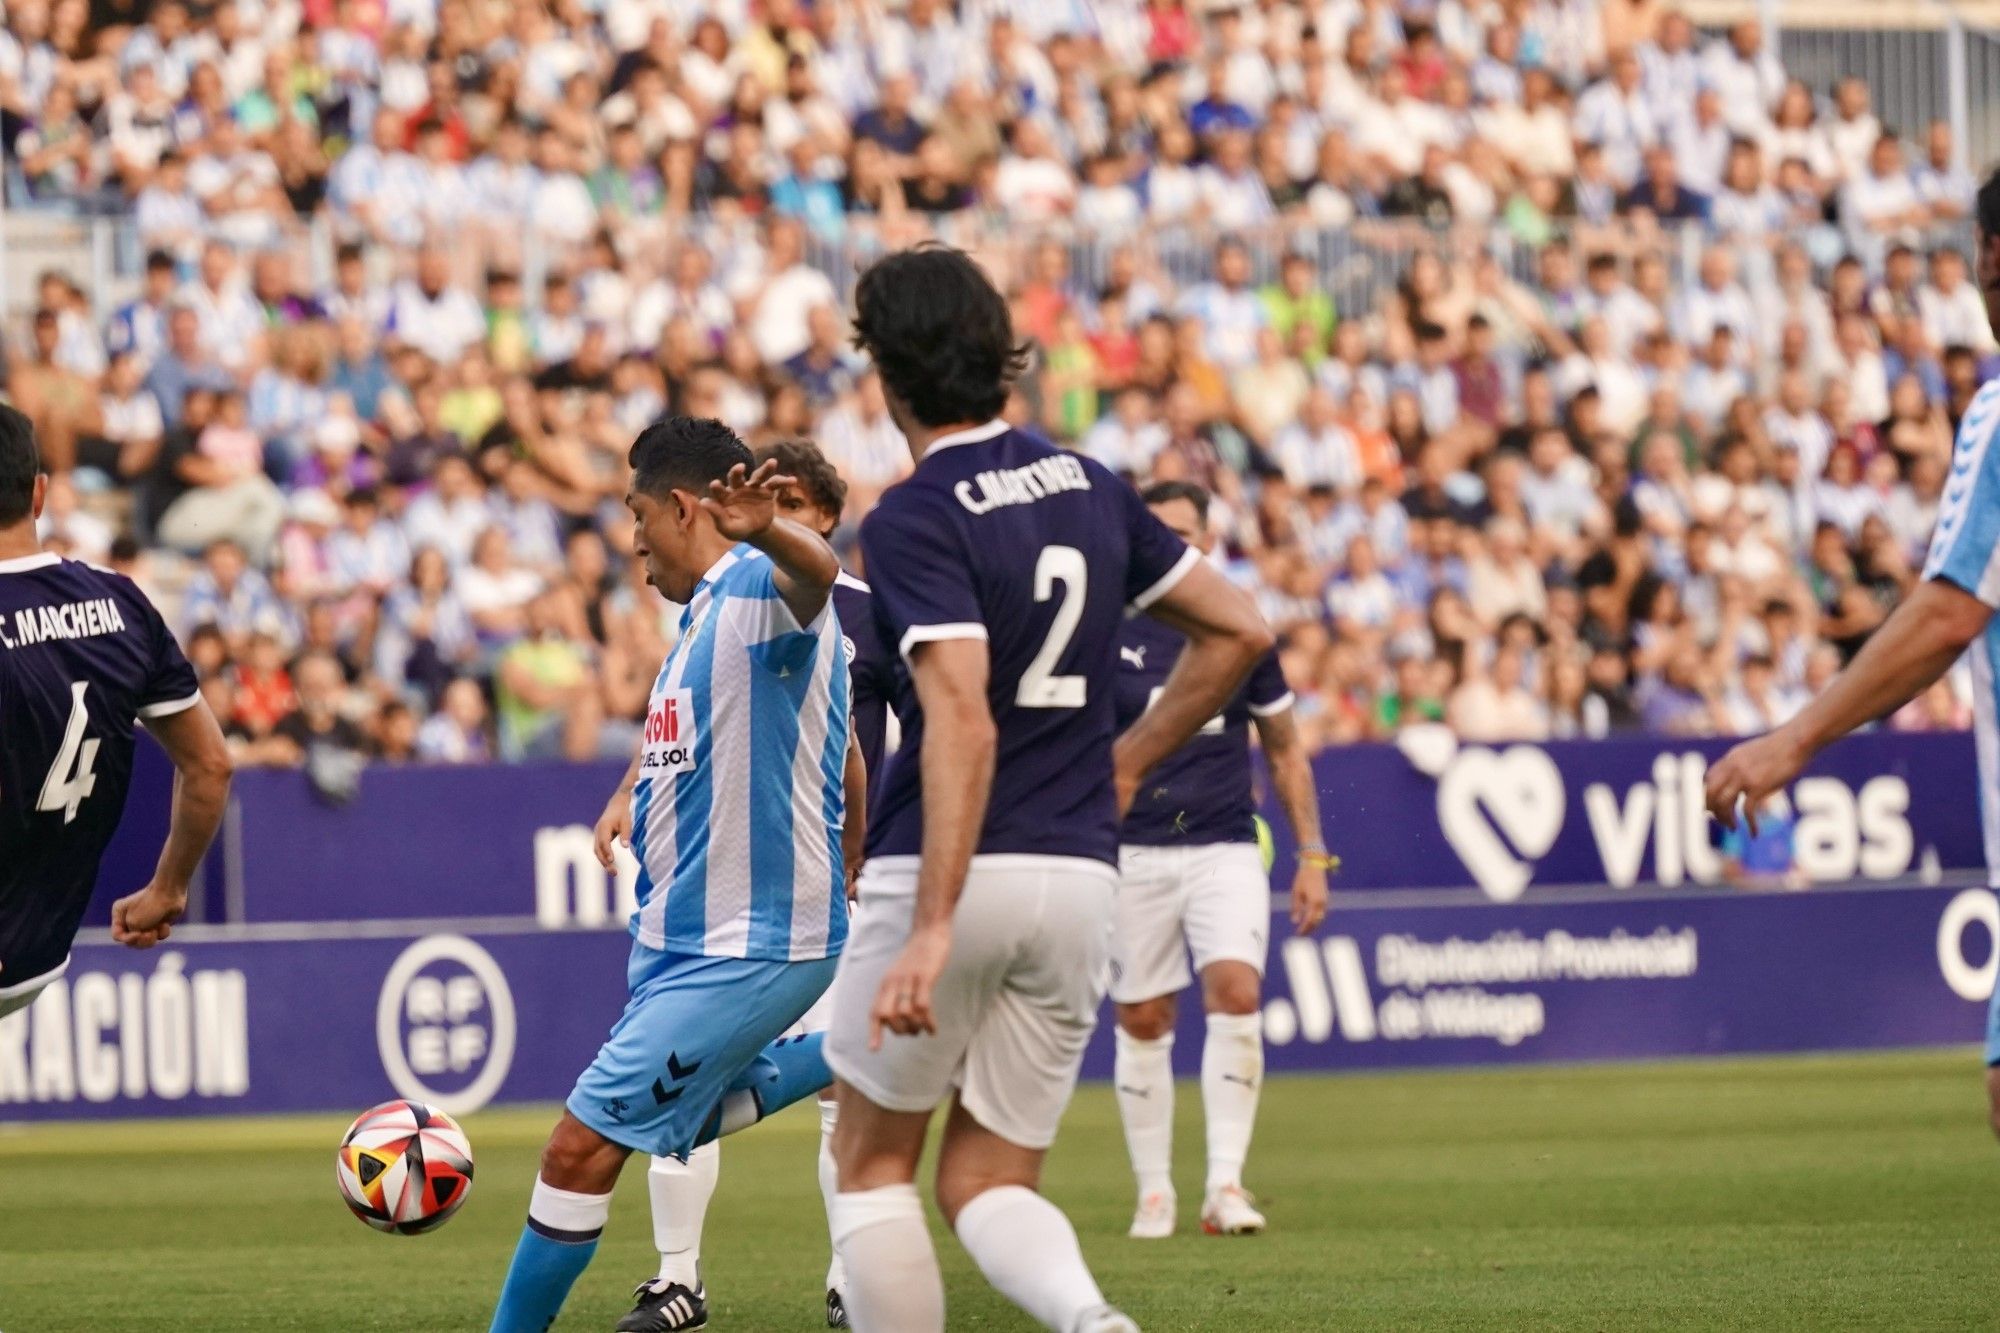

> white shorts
[825,854,1116,1150]
[1111,842,1269,1005]
[0,955,68,1021]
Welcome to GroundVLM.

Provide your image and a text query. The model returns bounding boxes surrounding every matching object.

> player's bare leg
[1113,993,1180,1238]
[491,1113,630,1333]
[829,1082,943,1332]
[932,1098,1137,1333]
[1197,960,1266,1235]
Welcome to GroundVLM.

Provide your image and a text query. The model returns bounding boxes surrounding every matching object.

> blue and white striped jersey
[1923,377,2000,878]
[629,545,851,962]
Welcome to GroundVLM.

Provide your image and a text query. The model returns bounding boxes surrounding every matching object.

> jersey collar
[921,419,1009,457]
[0,552,59,575]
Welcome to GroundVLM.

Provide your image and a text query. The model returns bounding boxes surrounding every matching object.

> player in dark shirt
[821,246,1272,1333]
[635,437,896,1332]
[1107,482,1330,1241]
[0,404,232,1017]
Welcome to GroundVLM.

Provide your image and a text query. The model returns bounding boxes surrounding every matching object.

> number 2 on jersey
[1017,545,1087,709]
[38,681,101,824]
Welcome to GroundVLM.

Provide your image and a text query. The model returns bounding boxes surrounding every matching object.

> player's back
[860,422,1195,865]
[0,553,198,986]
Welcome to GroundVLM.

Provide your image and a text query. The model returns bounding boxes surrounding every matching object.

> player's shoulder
[832,570,871,602]
[1956,379,2000,453]
[0,552,148,603]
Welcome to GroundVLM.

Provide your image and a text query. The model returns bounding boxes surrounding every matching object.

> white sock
[1201,1011,1264,1195]
[953,1185,1108,1333]
[529,1174,614,1235]
[649,1142,719,1287]
[1113,1028,1175,1198]
[832,1184,943,1333]
[816,1099,844,1293]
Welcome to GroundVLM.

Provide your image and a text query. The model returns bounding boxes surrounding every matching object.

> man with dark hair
[824,246,1272,1333]
[1710,166,2000,1139]
[0,403,234,1021]
[640,435,891,1330]
[490,417,854,1333]
[1109,481,1327,1241]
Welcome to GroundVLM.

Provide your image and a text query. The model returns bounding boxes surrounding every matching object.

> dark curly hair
[755,438,849,522]
[851,244,1031,428]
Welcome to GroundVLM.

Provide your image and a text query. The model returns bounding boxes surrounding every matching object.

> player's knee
[933,1164,1036,1227]
[1202,965,1262,1017]
[539,1114,621,1192]
[1117,997,1176,1042]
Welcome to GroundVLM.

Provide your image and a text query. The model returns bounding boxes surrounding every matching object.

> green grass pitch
[3,1049,1997,1331]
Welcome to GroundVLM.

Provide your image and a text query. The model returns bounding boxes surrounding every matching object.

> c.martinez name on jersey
[952,453,1093,515]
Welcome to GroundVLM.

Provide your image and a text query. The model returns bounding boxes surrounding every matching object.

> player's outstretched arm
[702,460,840,626]
[870,638,994,1047]
[1254,705,1330,935]
[114,698,233,949]
[1706,578,1991,828]
[1116,560,1274,813]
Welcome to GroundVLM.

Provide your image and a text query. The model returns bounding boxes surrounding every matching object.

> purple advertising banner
[100,730,1978,927]
[7,884,1994,1123]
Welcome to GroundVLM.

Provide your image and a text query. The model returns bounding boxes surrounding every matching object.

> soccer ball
[335,1099,475,1235]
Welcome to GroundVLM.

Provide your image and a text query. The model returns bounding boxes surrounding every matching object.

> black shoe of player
[826,1286,849,1328]
[615,1280,708,1332]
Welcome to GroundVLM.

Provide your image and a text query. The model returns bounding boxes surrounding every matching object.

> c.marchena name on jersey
[0,596,128,650]
[953,453,1093,515]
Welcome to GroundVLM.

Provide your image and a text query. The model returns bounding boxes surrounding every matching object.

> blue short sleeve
[1244,649,1294,717]
[726,559,826,675]
[135,589,200,719]
[1117,478,1200,612]
[859,493,987,661]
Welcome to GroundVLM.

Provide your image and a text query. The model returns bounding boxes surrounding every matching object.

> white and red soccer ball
[335,1099,475,1235]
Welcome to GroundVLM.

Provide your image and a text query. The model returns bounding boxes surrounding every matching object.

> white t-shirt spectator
[744,263,839,366]
[629,280,735,352]
[1272,421,1362,491]
[1573,80,1659,187]
[402,491,496,569]
[993,154,1077,222]
[1326,570,1397,630]
[1919,280,1998,353]
[181,280,266,372]
[1079,417,1167,476]
[531,171,600,245]
[1194,166,1274,231]
[817,403,910,487]
[387,282,488,365]
[1763,407,1833,480]
[1176,282,1265,369]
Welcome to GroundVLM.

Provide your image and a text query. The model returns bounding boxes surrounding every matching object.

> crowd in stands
[0,0,1990,773]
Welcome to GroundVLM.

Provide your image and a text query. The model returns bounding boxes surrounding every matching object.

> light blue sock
[489,1177,611,1333]
[693,1032,832,1147]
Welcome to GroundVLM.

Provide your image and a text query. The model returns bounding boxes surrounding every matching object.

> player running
[0,403,232,1018]
[823,246,1273,1333]
[1108,481,1330,1240]
[1706,168,2000,1138]
[489,418,850,1333]
[634,439,890,1331]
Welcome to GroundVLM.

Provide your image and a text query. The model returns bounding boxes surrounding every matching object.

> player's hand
[594,790,633,870]
[111,880,187,949]
[1704,727,1809,833]
[844,855,864,903]
[869,924,951,1050]
[1290,863,1328,935]
[700,460,793,543]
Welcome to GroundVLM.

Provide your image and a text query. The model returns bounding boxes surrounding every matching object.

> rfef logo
[375,935,516,1116]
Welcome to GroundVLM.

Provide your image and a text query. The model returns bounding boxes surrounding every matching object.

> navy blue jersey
[860,422,1197,864]
[0,554,198,986]
[832,571,893,807]
[1112,612,1293,846]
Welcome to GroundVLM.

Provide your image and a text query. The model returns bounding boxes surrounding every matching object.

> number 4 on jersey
[38,680,100,824]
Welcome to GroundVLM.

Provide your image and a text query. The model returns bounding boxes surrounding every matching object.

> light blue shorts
[568,939,837,1157]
